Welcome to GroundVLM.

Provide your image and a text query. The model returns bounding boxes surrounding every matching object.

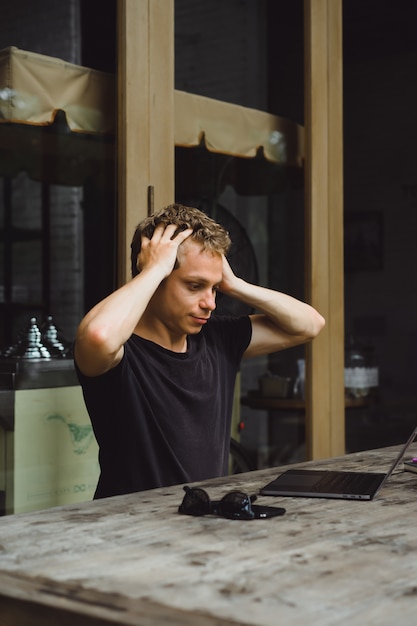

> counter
[0,359,99,514]
[0,443,416,625]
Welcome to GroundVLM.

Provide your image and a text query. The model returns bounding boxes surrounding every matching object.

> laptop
[260,426,417,501]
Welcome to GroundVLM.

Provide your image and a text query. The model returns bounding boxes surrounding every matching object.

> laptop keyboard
[313,471,381,494]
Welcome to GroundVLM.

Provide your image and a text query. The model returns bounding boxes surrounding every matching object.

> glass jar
[344,337,379,399]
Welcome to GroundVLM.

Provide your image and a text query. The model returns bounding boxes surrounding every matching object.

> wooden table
[1,444,417,626]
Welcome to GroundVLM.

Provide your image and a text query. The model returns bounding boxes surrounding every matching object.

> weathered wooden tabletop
[1,444,417,626]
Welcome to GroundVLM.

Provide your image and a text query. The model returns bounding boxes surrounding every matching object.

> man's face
[148,239,223,337]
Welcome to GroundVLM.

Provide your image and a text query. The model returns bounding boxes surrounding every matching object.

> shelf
[241,392,373,411]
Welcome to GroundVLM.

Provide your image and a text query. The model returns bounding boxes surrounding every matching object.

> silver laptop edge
[372,425,417,498]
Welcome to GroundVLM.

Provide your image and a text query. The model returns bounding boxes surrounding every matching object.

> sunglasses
[178,485,286,520]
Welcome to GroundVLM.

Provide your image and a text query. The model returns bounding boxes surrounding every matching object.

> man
[74,204,325,498]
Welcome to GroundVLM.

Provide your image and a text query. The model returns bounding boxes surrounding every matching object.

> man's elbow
[75,320,115,356]
[309,311,326,339]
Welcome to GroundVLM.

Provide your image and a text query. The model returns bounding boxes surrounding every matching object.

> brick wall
[175,0,267,110]
[0,0,83,343]
[0,0,80,63]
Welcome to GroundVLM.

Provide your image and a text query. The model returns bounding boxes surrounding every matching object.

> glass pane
[175,1,306,469]
[0,2,117,515]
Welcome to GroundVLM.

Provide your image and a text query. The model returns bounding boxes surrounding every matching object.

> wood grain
[1,445,417,625]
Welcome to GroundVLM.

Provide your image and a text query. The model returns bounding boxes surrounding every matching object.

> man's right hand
[137,223,193,277]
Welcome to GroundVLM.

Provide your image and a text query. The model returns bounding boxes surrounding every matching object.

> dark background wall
[342,1,417,439]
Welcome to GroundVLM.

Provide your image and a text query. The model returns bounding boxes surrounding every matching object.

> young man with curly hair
[74,203,325,498]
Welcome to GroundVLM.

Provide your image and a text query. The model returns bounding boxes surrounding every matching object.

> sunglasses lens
[217,490,255,520]
[178,486,211,516]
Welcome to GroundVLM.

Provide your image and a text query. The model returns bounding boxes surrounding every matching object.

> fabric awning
[0,47,115,133]
[175,90,303,167]
[0,47,304,190]
[0,47,115,186]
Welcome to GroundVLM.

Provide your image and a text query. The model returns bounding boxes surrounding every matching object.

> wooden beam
[304,0,345,459]
[117,0,175,284]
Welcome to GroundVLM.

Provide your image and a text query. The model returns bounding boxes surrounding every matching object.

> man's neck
[133,322,188,353]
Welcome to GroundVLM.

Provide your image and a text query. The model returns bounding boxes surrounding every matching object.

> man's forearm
[224,276,324,338]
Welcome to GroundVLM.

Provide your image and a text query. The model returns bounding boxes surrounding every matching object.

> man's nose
[201,289,217,311]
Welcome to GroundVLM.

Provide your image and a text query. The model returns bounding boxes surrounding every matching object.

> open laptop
[260,426,417,501]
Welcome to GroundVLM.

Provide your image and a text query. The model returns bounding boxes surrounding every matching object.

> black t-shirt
[75,315,252,498]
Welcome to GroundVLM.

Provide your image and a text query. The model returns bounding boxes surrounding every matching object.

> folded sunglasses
[178,485,286,520]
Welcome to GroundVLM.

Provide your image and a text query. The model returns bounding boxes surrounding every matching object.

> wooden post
[117,0,175,284]
[304,0,345,459]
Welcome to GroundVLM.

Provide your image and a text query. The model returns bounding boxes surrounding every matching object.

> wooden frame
[304,0,345,459]
[117,0,175,284]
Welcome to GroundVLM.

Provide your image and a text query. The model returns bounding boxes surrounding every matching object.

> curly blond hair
[130,203,231,277]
